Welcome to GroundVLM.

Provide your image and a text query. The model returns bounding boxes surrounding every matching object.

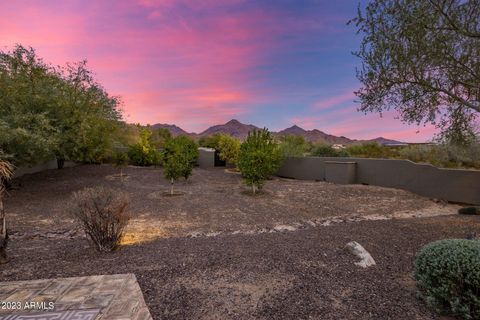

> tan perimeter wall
[277,157,480,205]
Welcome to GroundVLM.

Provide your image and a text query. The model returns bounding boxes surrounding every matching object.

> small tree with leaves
[218,134,241,167]
[113,151,129,181]
[0,157,13,264]
[163,136,198,195]
[128,127,161,166]
[237,129,283,194]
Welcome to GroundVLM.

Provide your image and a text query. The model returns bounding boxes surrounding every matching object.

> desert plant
[113,151,129,180]
[399,143,480,169]
[278,135,310,157]
[345,142,399,158]
[163,136,199,194]
[70,186,131,252]
[311,143,349,157]
[237,128,283,194]
[414,239,480,319]
[198,134,222,149]
[127,128,162,167]
[217,134,241,166]
[0,158,13,264]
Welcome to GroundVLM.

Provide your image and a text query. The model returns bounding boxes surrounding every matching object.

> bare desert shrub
[70,186,131,252]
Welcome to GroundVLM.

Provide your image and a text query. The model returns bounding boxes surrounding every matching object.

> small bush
[414,239,480,319]
[311,144,349,157]
[346,142,399,158]
[278,135,310,157]
[399,143,480,169]
[70,187,131,252]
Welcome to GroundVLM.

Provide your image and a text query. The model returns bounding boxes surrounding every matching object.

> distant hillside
[151,123,190,136]
[367,137,407,145]
[149,119,405,145]
[276,125,352,144]
[198,119,259,139]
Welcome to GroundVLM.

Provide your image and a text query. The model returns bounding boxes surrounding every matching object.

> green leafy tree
[128,127,161,166]
[151,127,172,149]
[217,134,241,166]
[198,134,222,149]
[0,45,123,166]
[163,136,198,195]
[278,135,310,157]
[237,129,283,194]
[345,142,396,158]
[350,0,480,145]
[0,46,58,165]
[311,144,350,157]
[54,61,122,164]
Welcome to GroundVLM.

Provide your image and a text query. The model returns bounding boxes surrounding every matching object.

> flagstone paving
[0,274,152,320]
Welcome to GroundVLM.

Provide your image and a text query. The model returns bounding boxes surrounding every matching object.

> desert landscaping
[1,165,478,319]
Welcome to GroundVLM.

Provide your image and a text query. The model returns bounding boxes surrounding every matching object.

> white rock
[345,241,376,268]
[273,225,297,232]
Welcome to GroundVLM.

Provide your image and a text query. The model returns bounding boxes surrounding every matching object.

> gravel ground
[1,165,478,319]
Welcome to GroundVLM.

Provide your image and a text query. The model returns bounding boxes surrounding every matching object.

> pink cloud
[312,91,356,110]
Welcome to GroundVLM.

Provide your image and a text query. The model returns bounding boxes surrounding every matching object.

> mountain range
[152,119,405,145]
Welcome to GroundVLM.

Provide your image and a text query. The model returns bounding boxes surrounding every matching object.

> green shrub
[278,135,310,157]
[414,239,480,319]
[217,134,241,166]
[346,142,400,158]
[237,128,283,194]
[198,134,222,149]
[127,128,161,166]
[311,144,349,157]
[399,143,480,169]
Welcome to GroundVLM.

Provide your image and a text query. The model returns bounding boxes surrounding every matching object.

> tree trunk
[57,158,65,169]
[120,168,124,181]
[170,179,174,196]
[252,184,256,194]
[0,197,8,264]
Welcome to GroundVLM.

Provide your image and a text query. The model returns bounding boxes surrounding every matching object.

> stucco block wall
[325,161,356,184]
[277,156,480,205]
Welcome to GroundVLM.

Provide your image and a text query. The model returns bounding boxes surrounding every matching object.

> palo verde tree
[237,128,283,194]
[0,45,124,167]
[0,45,58,166]
[54,61,122,165]
[163,136,199,195]
[350,0,480,145]
[217,134,241,167]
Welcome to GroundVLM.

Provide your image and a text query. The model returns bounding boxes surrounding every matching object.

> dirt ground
[1,165,478,319]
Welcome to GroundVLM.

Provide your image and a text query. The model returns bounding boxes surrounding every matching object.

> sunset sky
[1,0,438,142]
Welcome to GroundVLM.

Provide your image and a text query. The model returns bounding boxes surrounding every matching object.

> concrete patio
[0,274,152,320]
